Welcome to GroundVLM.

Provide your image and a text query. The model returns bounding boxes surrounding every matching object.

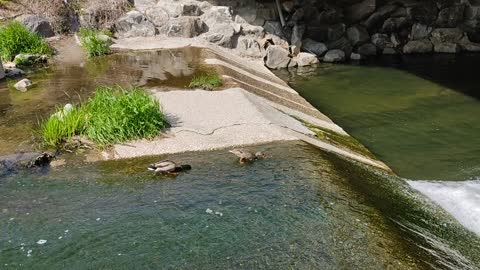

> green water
[1,142,479,269]
[278,63,480,181]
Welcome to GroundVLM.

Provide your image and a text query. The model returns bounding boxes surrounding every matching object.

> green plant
[188,72,222,90]
[40,86,167,147]
[78,27,111,57]
[0,21,53,61]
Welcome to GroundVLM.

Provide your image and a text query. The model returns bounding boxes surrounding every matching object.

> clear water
[1,142,479,269]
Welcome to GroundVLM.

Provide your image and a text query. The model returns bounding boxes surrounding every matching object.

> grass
[188,72,222,90]
[41,86,167,147]
[0,21,53,61]
[78,27,111,57]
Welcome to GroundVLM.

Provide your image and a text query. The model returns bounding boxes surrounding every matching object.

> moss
[188,72,222,90]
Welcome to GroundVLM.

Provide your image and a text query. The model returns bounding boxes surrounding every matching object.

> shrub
[0,21,53,61]
[78,27,111,57]
[188,72,222,90]
[41,86,167,147]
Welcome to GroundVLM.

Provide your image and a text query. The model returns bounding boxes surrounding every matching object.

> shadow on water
[0,142,479,269]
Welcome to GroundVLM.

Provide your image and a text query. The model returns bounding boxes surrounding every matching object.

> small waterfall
[408,180,480,236]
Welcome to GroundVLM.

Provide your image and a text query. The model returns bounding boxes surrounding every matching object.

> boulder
[323,49,345,63]
[302,38,328,56]
[201,23,236,48]
[347,25,370,46]
[282,1,295,13]
[241,24,265,38]
[403,40,433,54]
[5,68,24,77]
[291,25,305,55]
[436,4,465,28]
[263,21,285,38]
[433,42,461,53]
[295,52,319,67]
[410,23,433,40]
[350,52,362,61]
[14,79,32,92]
[160,17,206,38]
[345,0,376,23]
[357,43,377,56]
[407,2,439,25]
[318,6,344,24]
[265,45,291,69]
[288,58,298,68]
[364,4,400,30]
[290,8,305,23]
[236,37,263,57]
[181,4,203,16]
[0,62,5,80]
[202,6,234,25]
[430,28,464,44]
[459,36,480,52]
[327,37,353,56]
[18,15,54,38]
[328,23,346,42]
[145,6,170,27]
[115,11,156,38]
[371,33,389,50]
[381,17,411,33]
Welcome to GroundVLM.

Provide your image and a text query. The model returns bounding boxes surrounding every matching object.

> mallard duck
[28,152,56,168]
[148,160,192,174]
[229,149,265,163]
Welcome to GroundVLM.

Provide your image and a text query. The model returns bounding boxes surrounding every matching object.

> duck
[229,148,265,163]
[28,152,56,168]
[148,160,192,174]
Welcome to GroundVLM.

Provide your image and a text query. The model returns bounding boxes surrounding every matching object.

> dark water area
[1,142,479,269]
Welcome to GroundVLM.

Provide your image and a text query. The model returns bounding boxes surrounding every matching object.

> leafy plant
[188,72,222,90]
[0,21,53,61]
[78,27,111,57]
[41,86,167,147]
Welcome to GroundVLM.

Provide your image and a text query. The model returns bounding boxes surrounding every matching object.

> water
[1,142,479,269]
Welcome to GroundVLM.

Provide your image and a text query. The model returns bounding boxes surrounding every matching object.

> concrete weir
[106,37,390,171]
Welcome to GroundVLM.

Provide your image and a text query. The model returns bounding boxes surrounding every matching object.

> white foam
[408,180,480,236]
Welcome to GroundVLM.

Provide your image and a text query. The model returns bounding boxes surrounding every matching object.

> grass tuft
[41,86,167,147]
[0,21,53,61]
[188,72,222,90]
[78,27,111,57]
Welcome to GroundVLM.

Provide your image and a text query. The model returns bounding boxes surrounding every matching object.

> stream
[1,50,479,269]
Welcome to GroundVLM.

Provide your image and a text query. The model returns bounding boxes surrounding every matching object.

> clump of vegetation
[0,21,53,61]
[188,72,222,90]
[41,86,167,147]
[78,27,111,57]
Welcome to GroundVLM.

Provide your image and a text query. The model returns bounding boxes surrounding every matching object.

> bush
[78,27,111,57]
[41,86,167,147]
[0,21,53,61]
[188,72,222,90]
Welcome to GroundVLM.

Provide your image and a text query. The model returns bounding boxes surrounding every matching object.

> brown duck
[148,160,192,174]
[229,149,265,163]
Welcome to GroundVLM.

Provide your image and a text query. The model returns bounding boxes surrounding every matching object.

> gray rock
[302,38,328,56]
[14,79,32,92]
[145,6,170,27]
[434,42,461,53]
[403,40,433,54]
[202,6,233,25]
[14,54,48,66]
[181,4,203,16]
[371,33,389,50]
[328,23,346,42]
[115,11,156,38]
[295,52,319,67]
[347,25,370,46]
[410,23,433,40]
[350,52,362,61]
[290,8,305,23]
[459,36,480,52]
[391,33,402,48]
[357,43,377,56]
[0,62,5,80]
[407,2,439,25]
[291,25,305,55]
[345,0,376,23]
[381,17,410,33]
[430,28,464,44]
[18,15,54,38]
[5,68,24,77]
[282,1,295,13]
[265,45,291,69]
[241,24,265,38]
[364,4,400,30]
[323,49,345,63]
[327,37,353,56]
[263,21,284,38]
[160,17,206,38]
[201,23,235,47]
[436,4,465,28]
[236,37,263,57]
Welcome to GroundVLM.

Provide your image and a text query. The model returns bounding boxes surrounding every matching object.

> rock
[291,25,305,55]
[202,6,233,25]
[236,37,263,57]
[318,5,343,24]
[323,49,345,63]
[459,36,480,52]
[13,54,48,66]
[391,33,402,48]
[364,4,400,30]
[407,2,439,25]
[181,4,203,16]
[430,28,464,44]
[263,34,290,49]
[290,8,305,23]
[265,45,291,69]
[0,62,4,80]
[347,25,370,46]
[115,11,156,38]
[295,52,319,67]
[201,23,235,48]
[5,68,24,77]
[382,48,398,54]
[433,42,461,53]
[371,33,389,50]
[345,0,376,23]
[327,37,353,56]
[14,79,32,92]
[235,7,266,26]
[403,40,433,54]
[381,17,411,33]
[18,15,54,38]
[410,23,433,40]
[436,4,465,28]
[241,24,265,38]
[145,6,170,27]
[350,52,362,61]
[263,21,284,38]
[160,17,206,38]
[302,38,328,56]
[282,1,295,13]
[328,23,346,42]
[288,58,298,68]
[357,43,377,56]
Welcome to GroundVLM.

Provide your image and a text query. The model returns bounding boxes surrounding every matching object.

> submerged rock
[0,152,56,175]
[14,79,32,92]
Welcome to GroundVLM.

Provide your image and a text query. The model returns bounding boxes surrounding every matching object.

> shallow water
[1,142,479,269]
